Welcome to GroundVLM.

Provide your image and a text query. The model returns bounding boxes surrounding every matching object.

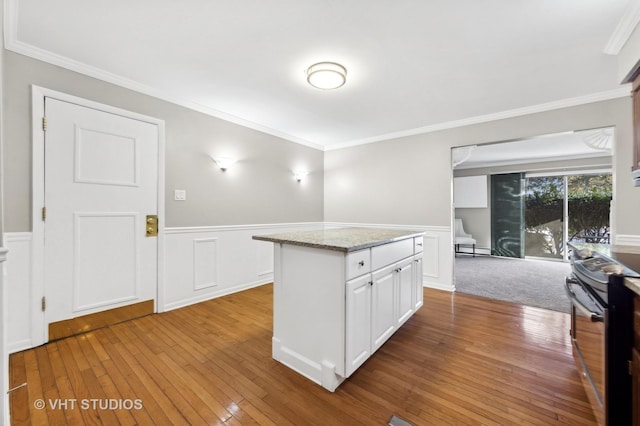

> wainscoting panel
[4,222,456,353]
[4,233,35,353]
[193,238,218,291]
[163,223,324,311]
[422,235,440,279]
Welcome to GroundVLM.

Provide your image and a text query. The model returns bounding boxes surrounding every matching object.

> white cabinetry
[370,262,397,351]
[269,234,424,391]
[345,274,372,376]
[413,254,424,310]
[396,256,415,326]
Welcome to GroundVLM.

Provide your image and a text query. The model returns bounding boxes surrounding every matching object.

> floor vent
[388,415,413,426]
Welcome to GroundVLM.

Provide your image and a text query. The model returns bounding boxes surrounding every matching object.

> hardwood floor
[9,285,596,425]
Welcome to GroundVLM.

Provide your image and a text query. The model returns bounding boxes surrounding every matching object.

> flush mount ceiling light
[306,62,347,90]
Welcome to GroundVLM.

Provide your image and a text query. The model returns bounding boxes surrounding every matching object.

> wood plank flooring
[9,285,596,425]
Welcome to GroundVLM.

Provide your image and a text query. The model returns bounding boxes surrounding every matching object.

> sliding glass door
[524,173,611,260]
[524,176,564,259]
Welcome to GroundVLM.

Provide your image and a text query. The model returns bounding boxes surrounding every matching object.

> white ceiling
[5,0,638,150]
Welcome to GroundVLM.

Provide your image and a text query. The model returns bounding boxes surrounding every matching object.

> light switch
[174,189,187,201]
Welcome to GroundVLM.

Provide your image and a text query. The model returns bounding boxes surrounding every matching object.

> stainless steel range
[565,246,639,426]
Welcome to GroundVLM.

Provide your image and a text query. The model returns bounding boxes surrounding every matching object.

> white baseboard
[163,277,271,312]
[424,281,456,292]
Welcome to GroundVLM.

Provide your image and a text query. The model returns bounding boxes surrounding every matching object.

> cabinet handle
[417,243,423,247]
[368,281,373,286]
[396,267,402,272]
[358,260,365,267]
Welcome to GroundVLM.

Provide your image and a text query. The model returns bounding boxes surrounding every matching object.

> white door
[43,97,159,330]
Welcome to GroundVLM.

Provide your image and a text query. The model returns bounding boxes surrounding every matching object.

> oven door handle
[564,276,604,322]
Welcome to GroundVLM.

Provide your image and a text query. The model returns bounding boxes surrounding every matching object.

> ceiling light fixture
[306,62,347,90]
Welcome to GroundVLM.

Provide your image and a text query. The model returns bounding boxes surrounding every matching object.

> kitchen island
[253,227,425,391]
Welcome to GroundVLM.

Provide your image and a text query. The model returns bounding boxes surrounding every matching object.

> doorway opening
[451,127,614,312]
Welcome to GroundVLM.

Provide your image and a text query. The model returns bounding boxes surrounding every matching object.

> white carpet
[454,255,571,313]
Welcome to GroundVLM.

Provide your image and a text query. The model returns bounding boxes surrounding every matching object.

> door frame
[31,85,166,345]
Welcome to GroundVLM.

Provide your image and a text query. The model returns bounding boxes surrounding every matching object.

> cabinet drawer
[414,237,424,254]
[347,249,371,280]
[371,238,414,270]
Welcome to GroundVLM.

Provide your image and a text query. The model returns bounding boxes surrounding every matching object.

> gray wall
[2,51,324,230]
[325,98,640,240]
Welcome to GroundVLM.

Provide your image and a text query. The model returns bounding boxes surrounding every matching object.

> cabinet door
[396,257,414,326]
[413,254,424,311]
[345,274,372,377]
[371,264,396,352]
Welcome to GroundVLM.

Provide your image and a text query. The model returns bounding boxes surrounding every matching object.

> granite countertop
[252,227,425,252]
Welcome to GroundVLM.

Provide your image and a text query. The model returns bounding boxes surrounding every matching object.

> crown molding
[4,0,633,154]
[3,0,323,151]
[604,0,640,55]
[8,39,324,151]
[325,87,631,151]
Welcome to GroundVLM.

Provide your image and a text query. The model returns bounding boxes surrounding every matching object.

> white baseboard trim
[272,337,324,387]
[7,339,32,354]
[163,277,271,312]
[424,281,455,292]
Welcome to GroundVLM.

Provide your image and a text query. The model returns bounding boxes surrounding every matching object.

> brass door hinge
[42,117,47,131]
[42,207,46,222]
[41,296,46,312]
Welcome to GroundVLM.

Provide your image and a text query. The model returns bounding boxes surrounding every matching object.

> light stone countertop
[252,227,425,252]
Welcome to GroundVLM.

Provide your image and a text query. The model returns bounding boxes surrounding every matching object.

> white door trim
[31,85,166,345]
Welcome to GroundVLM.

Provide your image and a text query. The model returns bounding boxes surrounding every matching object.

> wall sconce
[213,157,236,171]
[294,170,309,182]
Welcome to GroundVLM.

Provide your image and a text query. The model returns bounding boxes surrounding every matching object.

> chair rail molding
[615,234,640,247]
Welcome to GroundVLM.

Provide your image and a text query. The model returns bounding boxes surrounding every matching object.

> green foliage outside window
[525,174,612,245]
